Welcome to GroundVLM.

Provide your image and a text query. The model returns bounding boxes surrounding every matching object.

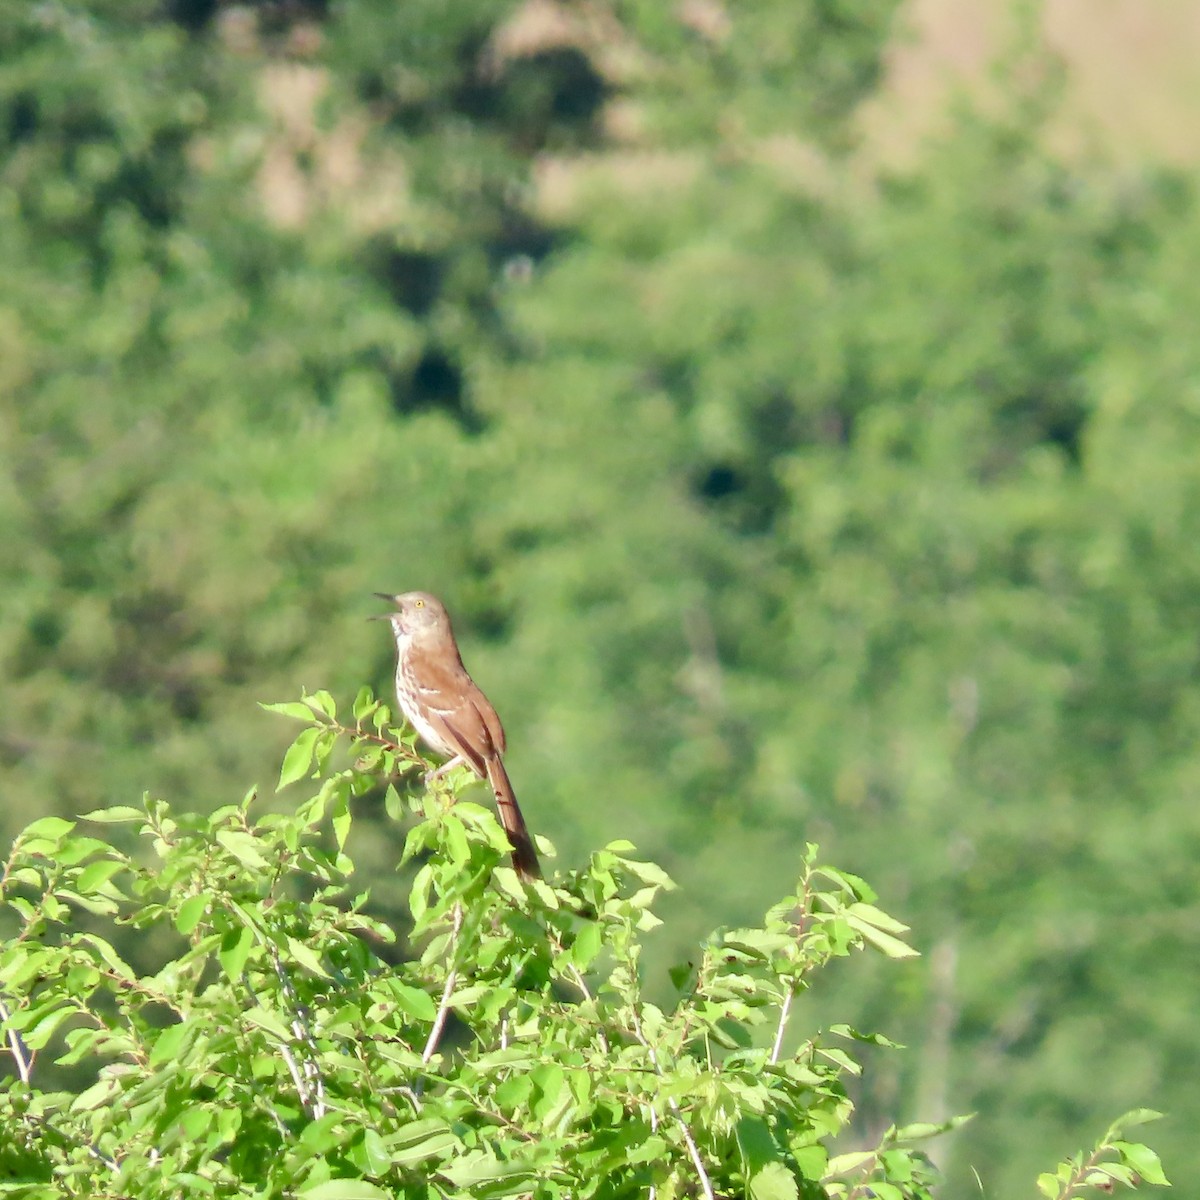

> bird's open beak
[369,592,397,621]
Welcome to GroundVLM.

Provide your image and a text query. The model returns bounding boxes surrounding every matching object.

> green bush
[0,693,1167,1198]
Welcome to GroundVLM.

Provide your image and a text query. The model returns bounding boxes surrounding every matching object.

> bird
[372,591,541,880]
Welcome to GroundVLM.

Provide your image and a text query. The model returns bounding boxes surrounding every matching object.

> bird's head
[372,591,451,643]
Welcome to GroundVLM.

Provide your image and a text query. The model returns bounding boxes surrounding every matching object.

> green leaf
[792,1144,828,1180]
[75,858,126,893]
[813,865,876,902]
[492,865,528,903]
[332,791,352,852]
[20,816,75,841]
[845,902,910,935]
[624,1135,670,1165]
[388,1135,460,1167]
[56,889,119,915]
[286,935,331,979]
[892,1114,974,1141]
[828,1024,902,1048]
[1037,1171,1061,1198]
[496,1073,534,1110]
[817,1046,862,1075]
[825,1151,876,1178]
[219,926,255,981]
[278,726,322,790]
[297,1112,347,1156]
[385,1119,459,1165]
[349,1128,394,1178]
[1109,1108,1165,1132]
[71,1075,121,1112]
[77,933,135,978]
[736,1115,778,1174]
[22,1004,75,1050]
[618,858,676,889]
[79,806,146,823]
[352,686,377,721]
[313,727,339,773]
[713,1017,754,1048]
[441,1148,534,1187]
[668,960,698,992]
[750,1162,799,1200]
[443,812,470,865]
[1087,1164,1137,1188]
[569,920,603,971]
[148,1021,190,1067]
[55,836,116,865]
[216,829,270,870]
[260,700,321,723]
[384,982,438,1022]
[243,1006,292,1041]
[722,928,794,959]
[1112,1140,1170,1186]
[531,1062,566,1119]
[842,912,919,959]
[298,1183,392,1199]
[175,893,210,935]
[445,984,488,1008]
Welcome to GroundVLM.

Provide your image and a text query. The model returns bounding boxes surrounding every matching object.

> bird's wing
[425,686,500,778]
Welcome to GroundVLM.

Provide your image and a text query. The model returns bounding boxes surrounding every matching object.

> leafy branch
[1037,1110,1170,1199]
[0,687,1172,1200]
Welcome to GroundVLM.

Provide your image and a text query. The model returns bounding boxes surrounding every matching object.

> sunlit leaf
[278,727,322,791]
[750,1162,799,1200]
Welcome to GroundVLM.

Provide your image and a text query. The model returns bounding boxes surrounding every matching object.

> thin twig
[269,943,327,1119]
[566,962,610,1054]
[79,1140,120,1171]
[647,1097,661,1200]
[0,996,32,1083]
[1057,1142,1111,1200]
[278,1041,313,1114]
[631,1009,715,1200]
[16,1109,119,1173]
[259,1094,293,1138]
[339,720,426,772]
[391,1085,424,1114]
[422,903,464,1065]
[769,986,794,1066]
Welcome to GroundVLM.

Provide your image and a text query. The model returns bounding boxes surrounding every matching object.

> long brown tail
[485,755,542,880]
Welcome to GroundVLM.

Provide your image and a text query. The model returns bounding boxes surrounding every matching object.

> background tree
[2,1,1198,1192]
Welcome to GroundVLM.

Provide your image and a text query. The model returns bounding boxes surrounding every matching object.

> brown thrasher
[373,591,541,880]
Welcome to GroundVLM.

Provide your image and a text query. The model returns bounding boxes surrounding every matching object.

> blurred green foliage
[1,0,1197,1192]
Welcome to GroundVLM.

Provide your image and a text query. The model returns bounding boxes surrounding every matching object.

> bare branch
[769,985,794,1066]
[631,1008,715,1200]
[269,943,327,1119]
[423,902,464,1065]
[0,995,32,1084]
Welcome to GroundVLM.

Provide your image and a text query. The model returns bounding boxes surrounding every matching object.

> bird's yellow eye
[414,598,424,608]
